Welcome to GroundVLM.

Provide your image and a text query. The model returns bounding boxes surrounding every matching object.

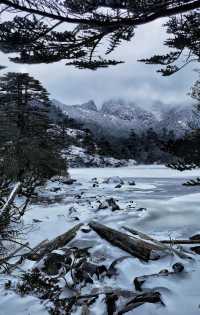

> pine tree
[0,72,67,189]
[166,74,200,184]
[125,130,141,160]
[82,129,96,155]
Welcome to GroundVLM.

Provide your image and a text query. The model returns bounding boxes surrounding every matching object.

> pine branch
[1,0,200,28]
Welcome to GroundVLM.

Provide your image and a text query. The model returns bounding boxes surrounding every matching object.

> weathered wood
[123,227,168,250]
[26,224,83,261]
[134,262,184,291]
[0,242,29,267]
[0,182,21,217]
[191,246,200,254]
[161,239,200,245]
[123,226,191,259]
[134,270,168,291]
[117,292,163,314]
[89,222,163,261]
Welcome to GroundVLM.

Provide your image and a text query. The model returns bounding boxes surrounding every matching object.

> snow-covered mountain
[52,99,196,139]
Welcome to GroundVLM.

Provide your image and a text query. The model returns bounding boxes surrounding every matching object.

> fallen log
[191,246,200,254]
[123,226,191,259]
[89,222,165,261]
[26,223,83,261]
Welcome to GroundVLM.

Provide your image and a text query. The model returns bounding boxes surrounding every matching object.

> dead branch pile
[4,220,198,314]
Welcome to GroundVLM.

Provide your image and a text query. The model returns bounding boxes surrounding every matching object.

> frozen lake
[71,166,200,233]
[1,165,200,315]
[70,164,200,179]
[71,165,200,199]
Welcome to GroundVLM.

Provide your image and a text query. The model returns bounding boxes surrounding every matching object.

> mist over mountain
[52,99,196,140]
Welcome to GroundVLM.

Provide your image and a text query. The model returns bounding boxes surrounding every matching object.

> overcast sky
[0,19,198,109]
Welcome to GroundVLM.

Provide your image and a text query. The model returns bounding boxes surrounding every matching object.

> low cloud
[0,19,198,109]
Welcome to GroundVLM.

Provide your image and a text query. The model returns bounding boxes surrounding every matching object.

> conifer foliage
[166,74,200,184]
[140,10,200,75]
[0,1,199,70]
[0,72,67,190]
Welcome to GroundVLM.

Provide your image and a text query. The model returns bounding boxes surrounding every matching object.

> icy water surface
[70,166,200,233]
[1,165,200,315]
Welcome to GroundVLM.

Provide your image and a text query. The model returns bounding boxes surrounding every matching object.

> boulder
[51,175,76,185]
[50,187,61,193]
[115,184,122,189]
[98,201,109,210]
[106,198,120,211]
[62,178,77,185]
[172,262,184,273]
[103,176,124,185]
[128,180,136,186]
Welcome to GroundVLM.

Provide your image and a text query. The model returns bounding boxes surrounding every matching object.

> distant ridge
[52,99,197,139]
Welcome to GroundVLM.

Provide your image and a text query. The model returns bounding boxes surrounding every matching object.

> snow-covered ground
[1,165,200,315]
[64,145,136,168]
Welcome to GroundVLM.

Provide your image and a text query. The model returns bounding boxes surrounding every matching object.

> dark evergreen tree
[124,130,141,160]
[82,129,96,155]
[0,72,67,189]
[166,74,200,184]
[97,136,114,157]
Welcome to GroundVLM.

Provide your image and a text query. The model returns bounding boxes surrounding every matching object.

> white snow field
[1,165,200,315]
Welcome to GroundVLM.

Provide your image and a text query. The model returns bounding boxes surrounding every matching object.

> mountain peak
[52,98,194,140]
[77,100,97,111]
[101,99,156,123]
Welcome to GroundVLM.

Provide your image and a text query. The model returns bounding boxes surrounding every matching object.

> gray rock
[98,201,109,210]
[63,178,77,185]
[172,262,184,273]
[115,184,122,189]
[106,198,120,211]
[50,187,61,192]
[128,180,136,186]
[103,176,124,185]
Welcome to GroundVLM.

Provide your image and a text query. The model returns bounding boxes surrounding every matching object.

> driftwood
[66,289,162,314]
[161,239,200,245]
[0,242,29,269]
[26,223,83,261]
[89,222,164,261]
[0,182,21,218]
[105,293,118,315]
[123,226,191,259]
[191,246,200,254]
[117,291,163,314]
[134,263,184,291]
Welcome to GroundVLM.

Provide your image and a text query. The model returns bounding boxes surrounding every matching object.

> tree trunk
[89,222,162,261]
[26,223,82,261]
